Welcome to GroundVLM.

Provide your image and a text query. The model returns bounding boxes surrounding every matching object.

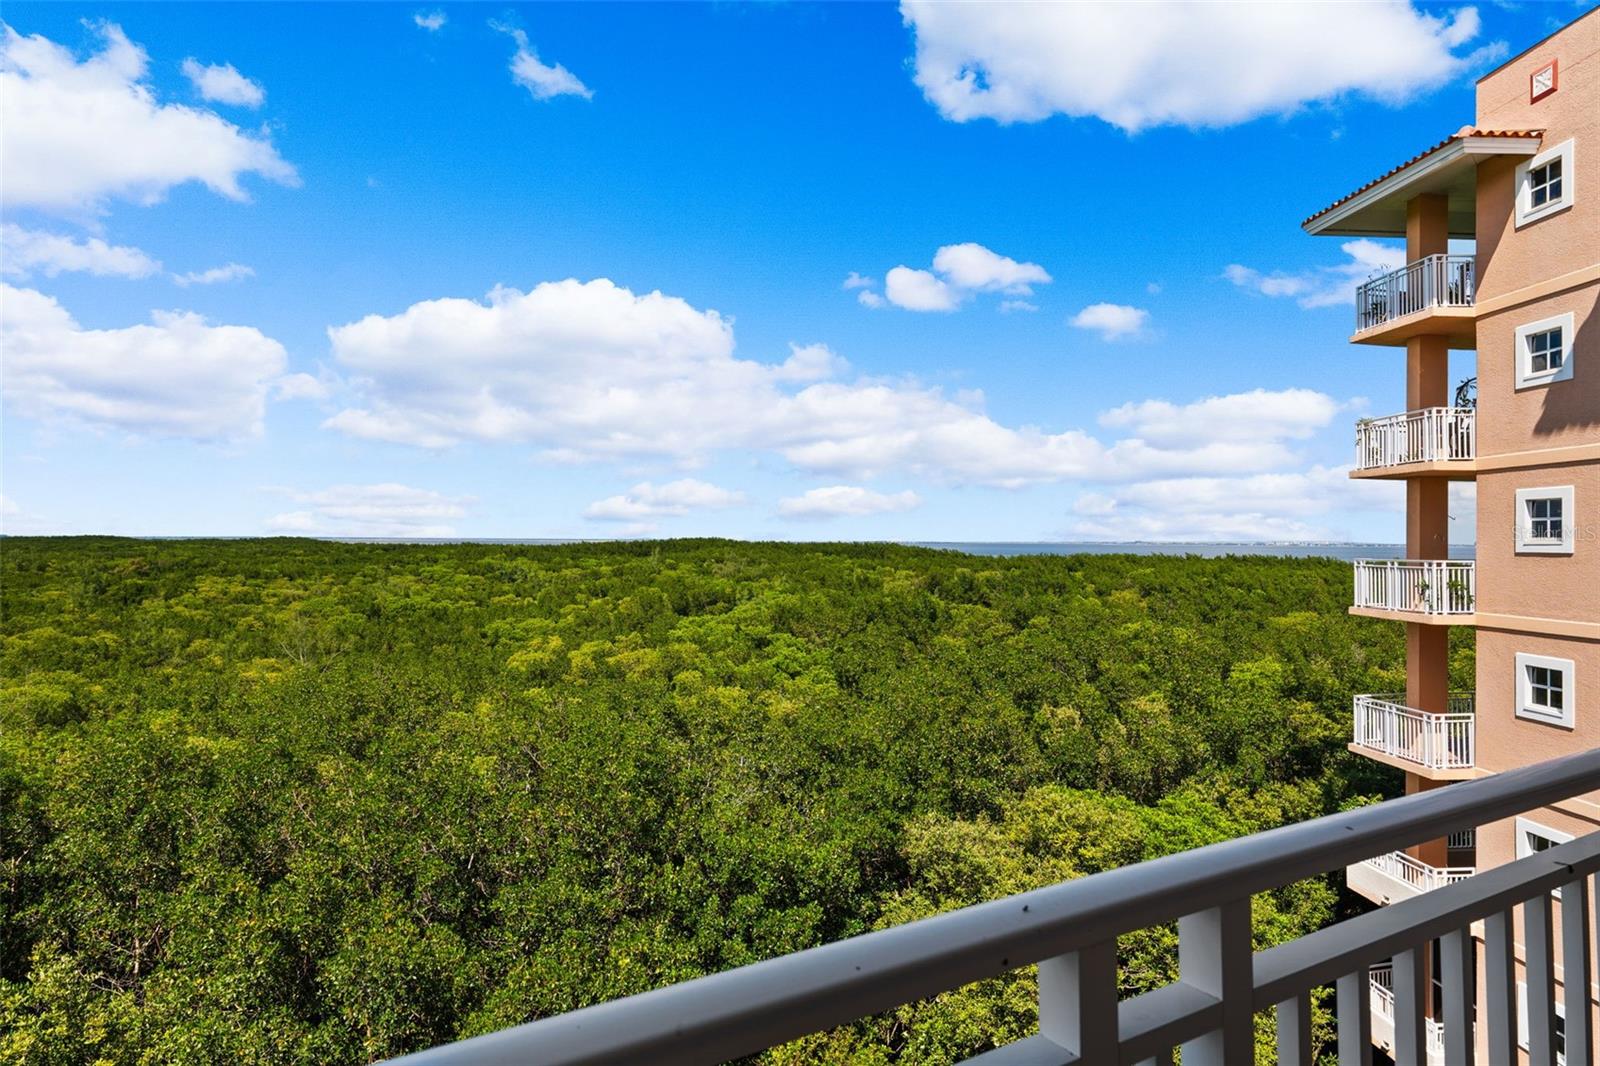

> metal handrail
[389,747,1600,1066]
[1355,254,1475,331]
[1354,407,1476,470]
[1352,559,1475,616]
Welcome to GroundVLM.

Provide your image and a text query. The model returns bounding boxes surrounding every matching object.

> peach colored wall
[1474,463,1600,618]
[1474,10,1600,302]
[1474,288,1600,458]
[1474,628,1600,773]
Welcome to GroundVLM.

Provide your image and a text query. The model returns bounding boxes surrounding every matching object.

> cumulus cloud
[0,284,288,440]
[860,242,1051,312]
[0,223,161,279]
[999,299,1038,314]
[324,277,1345,490]
[180,57,264,107]
[778,486,921,519]
[413,11,447,31]
[1070,303,1149,341]
[268,483,470,538]
[0,23,297,212]
[1224,239,1406,309]
[173,262,255,287]
[1099,388,1339,447]
[584,479,746,522]
[491,22,591,101]
[902,1,1496,131]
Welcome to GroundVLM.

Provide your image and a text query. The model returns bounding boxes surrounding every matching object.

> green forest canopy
[0,539,1474,1063]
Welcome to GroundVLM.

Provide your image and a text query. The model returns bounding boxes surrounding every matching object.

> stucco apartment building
[1303,8,1599,1063]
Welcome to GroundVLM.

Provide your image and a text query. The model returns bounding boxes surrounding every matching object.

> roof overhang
[1304,134,1543,238]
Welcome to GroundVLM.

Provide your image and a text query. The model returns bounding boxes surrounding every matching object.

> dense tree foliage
[0,539,1470,1062]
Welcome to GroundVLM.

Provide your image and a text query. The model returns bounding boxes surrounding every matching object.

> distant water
[912,542,1477,561]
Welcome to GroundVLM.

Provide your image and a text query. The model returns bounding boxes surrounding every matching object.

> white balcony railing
[1356,254,1475,331]
[1352,693,1475,770]
[1353,559,1475,616]
[1371,963,1447,1063]
[1361,850,1475,896]
[1354,407,1475,471]
[1448,828,1476,850]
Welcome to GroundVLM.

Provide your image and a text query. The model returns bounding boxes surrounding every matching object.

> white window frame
[1515,137,1575,227]
[1515,311,1576,389]
[1517,978,1567,1065]
[1515,485,1576,554]
[1516,653,1576,728]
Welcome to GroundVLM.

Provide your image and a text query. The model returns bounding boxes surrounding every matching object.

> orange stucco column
[1406,193,1449,261]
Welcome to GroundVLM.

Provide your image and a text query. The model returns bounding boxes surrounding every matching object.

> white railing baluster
[1353,407,1475,472]
[1353,560,1475,616]
[1178,900,1253,1066]
[1441,927,1474,1065]
[1355,255,1475,331]
[1037,941,1118,1062]
[1527,892,1558,1066]
[1394,947,1428,1066]
[1564,876,1593,1066]
[1351,694,1475,771]
[1277,990,1313,1066]
[1338,968,1374,1066]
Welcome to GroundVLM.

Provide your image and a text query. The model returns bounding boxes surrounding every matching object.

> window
[1516,138,1575,226]
[1515,486,1575,554]
[1515,312,1576,388]
[1515,654,1576,728]
[1517,980,1567,1065]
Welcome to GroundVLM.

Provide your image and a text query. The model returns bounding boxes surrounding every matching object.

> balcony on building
[1351,693,1475,779]
[1369,963,1447,1066]
[1348,849,1475,906]
[1353,406,1476,479]
[1351,559,1476,623]
[1351,253,1477,347]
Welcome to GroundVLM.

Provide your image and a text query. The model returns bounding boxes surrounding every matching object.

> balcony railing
[1360,849,1475,896]
[1352,693,1475,770]
[1370,963,1446,1064]
[392,748,1600,1066]
[1355,254,1475,332]
[1354,407,1475,471]
[1353,559,1475,616]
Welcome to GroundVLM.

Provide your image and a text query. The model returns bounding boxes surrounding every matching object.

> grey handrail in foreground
[390,747,1600,1066]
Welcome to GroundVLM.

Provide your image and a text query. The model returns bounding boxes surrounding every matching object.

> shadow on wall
[1532,287,1600,439]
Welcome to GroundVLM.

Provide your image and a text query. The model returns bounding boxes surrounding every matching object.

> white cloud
[0,223,161,279]
[267,483,470,538]
[902,1,1496,131]
[931,242,1051,294]
[778,486,921,520]
[173,262,255,287]
[413,11,447,31]
[273,372,331,401]
[0,23,297,212]
[491,22,591,101]
[870,242,1050,312]
[584,478,746,522]
[324,277,1345,488]
[0,284,288,440]
[1099,388,1339,448]
[884,266,959,312]
[1070,302,1149,341]
[1066,466,1404,542]
[998,299,1037,314]
[180,57,264,107]
[1224,239,1406,308]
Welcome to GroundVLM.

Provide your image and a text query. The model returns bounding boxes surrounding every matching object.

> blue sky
[0,2,1579,541]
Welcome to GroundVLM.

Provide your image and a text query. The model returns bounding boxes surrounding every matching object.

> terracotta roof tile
[1303,128,1544,228]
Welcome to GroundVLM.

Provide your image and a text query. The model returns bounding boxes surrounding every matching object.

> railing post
[1338,968,1374,1066]
[1178,900,1252,1066]
[1564,875,1593,1066]
[1277,990,1312,1066]
[1038,941,1118,1063]
[1484,909,1518,1065]
[1527,891,1558,1066]
[1441,927,1474,1065]
[1393,945,1428,1066]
